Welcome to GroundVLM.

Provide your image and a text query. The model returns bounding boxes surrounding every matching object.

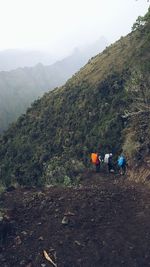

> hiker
[91,152,101,173]
[104,153,110,164]
[108,153,114,173]
[104,153,114,173]
[117,154,127,175]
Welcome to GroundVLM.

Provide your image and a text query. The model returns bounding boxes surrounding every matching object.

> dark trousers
[96,163,100,173]
[120,164,126,175]
[108,163,113,173]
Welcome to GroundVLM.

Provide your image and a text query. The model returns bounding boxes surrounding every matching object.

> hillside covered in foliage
[0,9,149,187]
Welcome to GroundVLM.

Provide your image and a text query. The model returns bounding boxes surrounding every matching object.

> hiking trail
[1,171,150,267]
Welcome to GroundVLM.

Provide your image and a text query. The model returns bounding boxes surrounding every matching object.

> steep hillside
[0,9,149,186]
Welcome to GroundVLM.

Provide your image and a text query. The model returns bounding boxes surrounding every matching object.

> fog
[0,0,149,58]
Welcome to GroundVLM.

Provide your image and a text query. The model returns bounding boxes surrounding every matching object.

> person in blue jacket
[117,154,127,175]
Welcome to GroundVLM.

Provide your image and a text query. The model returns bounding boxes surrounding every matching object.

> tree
[132,7,150,31]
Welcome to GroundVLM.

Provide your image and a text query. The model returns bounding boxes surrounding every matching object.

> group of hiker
[91,152,127,175]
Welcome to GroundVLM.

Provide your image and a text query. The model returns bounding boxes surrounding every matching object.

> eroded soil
[1,172,150,267]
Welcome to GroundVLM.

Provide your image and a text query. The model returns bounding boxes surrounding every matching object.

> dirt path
[1,172,150,267]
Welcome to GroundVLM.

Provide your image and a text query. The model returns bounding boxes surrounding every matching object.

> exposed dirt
[1,171,150,267]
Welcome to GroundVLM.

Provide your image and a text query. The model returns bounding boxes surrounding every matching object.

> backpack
[118,156,126,167]
[104,154,110,164]
[91,153,99,165]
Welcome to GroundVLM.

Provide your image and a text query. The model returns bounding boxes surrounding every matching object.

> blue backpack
[118,156,126,167]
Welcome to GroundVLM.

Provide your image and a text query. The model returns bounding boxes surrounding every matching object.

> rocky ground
[1,171,150,267]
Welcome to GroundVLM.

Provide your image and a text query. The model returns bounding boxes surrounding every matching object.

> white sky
[0,0,149,56]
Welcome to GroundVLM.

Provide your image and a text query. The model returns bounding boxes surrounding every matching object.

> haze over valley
[0,37,107,132]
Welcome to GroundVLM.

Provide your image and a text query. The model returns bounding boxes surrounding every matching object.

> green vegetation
[0,64,59,133]
[0,9,149,186]
[132,7,150,31]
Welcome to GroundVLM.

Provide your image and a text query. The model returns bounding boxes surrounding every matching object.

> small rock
[55,208,59,212]
[21,231,27,236]
[38,236,44,241]
[74,240,81,246]
[19,260,26,265]
[58,196,64,201]
[14,236,22,245]
[61,216,69,225]
[41,264,46,267]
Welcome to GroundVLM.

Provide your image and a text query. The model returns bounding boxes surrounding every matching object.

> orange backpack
[91,153,99,164]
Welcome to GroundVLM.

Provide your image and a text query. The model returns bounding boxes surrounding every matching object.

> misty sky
[0,0,149,57]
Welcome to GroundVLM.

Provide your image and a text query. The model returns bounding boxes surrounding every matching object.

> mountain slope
[0,10,149,186]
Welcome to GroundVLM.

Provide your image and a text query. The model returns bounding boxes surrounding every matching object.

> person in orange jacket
[91,152,101,173]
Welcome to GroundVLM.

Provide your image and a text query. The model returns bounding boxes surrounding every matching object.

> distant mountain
[0,9,149,187]
[0,49,56,71]
[0,37,108,72]
[0,37,108,132]
[80,36,109,59]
